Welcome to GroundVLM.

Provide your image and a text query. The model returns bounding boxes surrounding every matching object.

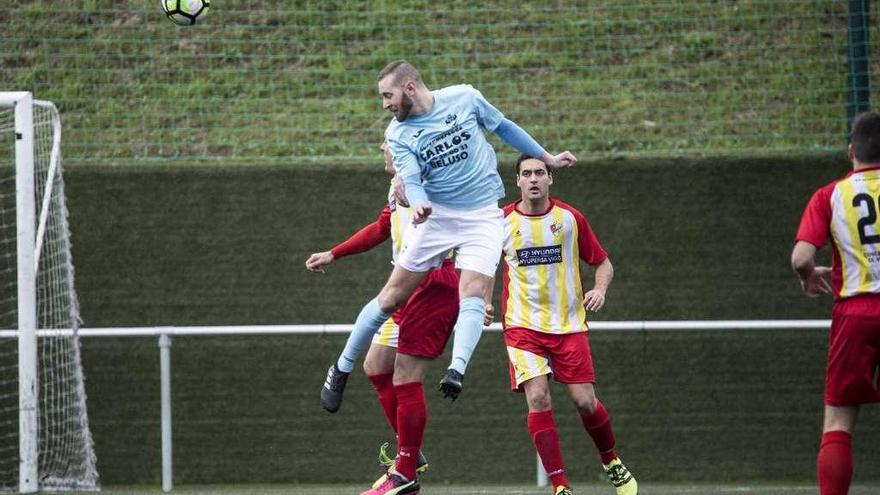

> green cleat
[603,457,638,495]
[554,486,574,495]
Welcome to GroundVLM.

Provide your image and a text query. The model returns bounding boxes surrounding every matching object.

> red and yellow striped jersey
[501,198,608,334]
[387,182,412,263]
[797,165,880,300]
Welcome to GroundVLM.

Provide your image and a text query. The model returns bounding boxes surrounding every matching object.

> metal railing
[0,320,832,490]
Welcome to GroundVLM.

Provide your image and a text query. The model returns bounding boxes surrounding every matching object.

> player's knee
[823,405,858,432]
[459,281,489,299]
[363,344,395,376]
[458,271,492,299]
[393,357,426,384]
[363,358,379,376]
[573,395,598,415]
[363,355,389,376]
[526,388,552,411]
[376,292,403,314]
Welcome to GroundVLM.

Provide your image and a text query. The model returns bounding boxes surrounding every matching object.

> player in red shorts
[492,155,638,495]
[306,140,458,495]
[792,111,880,495]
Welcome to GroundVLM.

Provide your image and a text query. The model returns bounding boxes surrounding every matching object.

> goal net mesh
[0,101,98,491]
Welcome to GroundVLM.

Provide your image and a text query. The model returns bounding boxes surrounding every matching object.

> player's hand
[483,303,495,326]
[546,151,577,169]
[800,266,832,297]
[582,289,606,311]
[305,251,334,273]
[412,203,432,224]
[393,175,410,207]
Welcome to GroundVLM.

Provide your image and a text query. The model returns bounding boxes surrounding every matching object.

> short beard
[396,92,414,121]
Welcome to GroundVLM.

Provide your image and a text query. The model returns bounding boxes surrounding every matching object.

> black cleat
[438,368,464,401]
[320,364,349,413]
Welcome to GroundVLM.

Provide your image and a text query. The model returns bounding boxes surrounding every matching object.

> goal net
[0,94,98,491]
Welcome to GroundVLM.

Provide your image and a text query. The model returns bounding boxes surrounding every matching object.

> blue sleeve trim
[495,118,545,158]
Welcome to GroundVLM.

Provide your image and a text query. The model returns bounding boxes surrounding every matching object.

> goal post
[0,92,98,492]
[5,91,38,494]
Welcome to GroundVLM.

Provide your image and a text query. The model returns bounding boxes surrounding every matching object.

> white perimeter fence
[0,320,832,491]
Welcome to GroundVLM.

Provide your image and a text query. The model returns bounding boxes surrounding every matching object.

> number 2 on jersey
[853,193,880,244]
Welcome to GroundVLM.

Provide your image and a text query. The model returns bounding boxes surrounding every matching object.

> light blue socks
[336,297,390,373]
[449,297,486,374]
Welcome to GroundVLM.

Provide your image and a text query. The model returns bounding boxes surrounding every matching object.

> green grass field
[99,483,880,495]
[2,1,871,165]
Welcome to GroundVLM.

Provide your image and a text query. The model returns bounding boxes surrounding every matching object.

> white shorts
[396,203,503,277]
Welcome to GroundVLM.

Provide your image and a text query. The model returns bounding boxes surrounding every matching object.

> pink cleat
[360,469,420,495]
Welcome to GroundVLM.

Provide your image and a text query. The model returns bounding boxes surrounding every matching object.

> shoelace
[378,443,428,470]
[606,464,631,486]
[325,367,347,391]
[378,442,394,468]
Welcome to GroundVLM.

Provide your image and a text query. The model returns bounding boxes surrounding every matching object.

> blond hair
[377,60,423,87]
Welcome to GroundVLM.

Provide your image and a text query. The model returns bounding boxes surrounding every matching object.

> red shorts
[395,261,459,359]
[825,296,880,406]
[503,327,595,391]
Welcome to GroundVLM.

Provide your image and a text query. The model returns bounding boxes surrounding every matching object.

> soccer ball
[161,0,210,26]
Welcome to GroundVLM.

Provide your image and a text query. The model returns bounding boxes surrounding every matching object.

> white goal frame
[1,91,38,494]
[1,92,98,493]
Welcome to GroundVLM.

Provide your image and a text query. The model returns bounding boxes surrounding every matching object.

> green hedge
[66,154,844,327]
[66,155,880,484]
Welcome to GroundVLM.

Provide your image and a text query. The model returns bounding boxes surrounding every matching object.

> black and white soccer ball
[161,0,210,26]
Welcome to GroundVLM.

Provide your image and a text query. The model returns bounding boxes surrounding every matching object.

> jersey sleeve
[573,209,608,266]
[329,205,392,259]
[796,185,833,248]
[388,136,422,181]
[470,86,505,132]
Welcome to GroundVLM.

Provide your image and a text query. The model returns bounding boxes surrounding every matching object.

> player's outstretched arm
[494,118,577,169]
[791,241,832,297]
[304,208,392,273]
[494,118,546,159]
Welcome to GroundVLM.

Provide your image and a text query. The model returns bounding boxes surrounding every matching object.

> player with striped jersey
[792,111,880,495]
[306,141,458,488]
[495,155,637,495]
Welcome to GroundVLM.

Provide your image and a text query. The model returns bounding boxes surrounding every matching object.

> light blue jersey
[385,84,506,210]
